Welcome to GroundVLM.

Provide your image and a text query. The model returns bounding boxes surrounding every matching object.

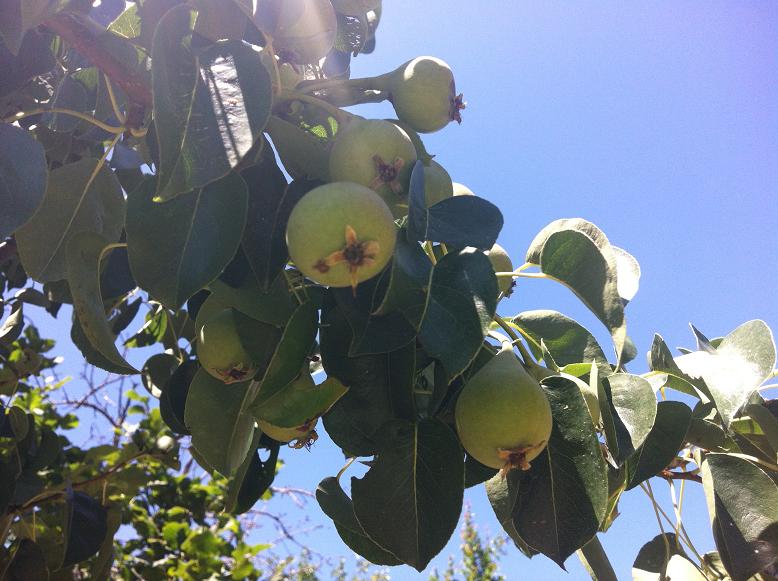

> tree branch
[42,12,152,111]
[659,470,702,483]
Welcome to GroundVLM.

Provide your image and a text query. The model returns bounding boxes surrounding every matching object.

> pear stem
[492,315,535,366]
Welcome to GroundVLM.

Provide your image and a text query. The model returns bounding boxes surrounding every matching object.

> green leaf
[632,533,695,581]
[15,158,125,283]
[126,173,249,309]
[239,152,308,291]
[373,230,432,328]
[184,368,255,475]
[152,6,271,200]
[701,453,778,581]
[316,477,402,566]
[332,274,416,356]
[625,401,692,490]
[62,491,108,566]
[249,301,318,408]
[351,418,464,571]
[195,276,295,331]
[508,374,608,567]
[527,220,627,363]
[599,373,657,466]
[42,75,88,133]
[674,320,776,427]
[320,302,416,456]
[484,472,537,558]
[407,162,503,249]
[742,403,778,458]
[265,115,333,182]
[141,353,179,398]
[0,123,46,238]
[225,439,279,515]
[612,246,640,304]
[66,232,136,374]
[160,359,197,435]
[0,0,66,54]
[512,310,610,375]
[251,375,347,428]
[418,248,498,380]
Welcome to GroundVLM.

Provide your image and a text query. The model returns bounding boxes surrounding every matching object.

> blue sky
[33,1,778,579]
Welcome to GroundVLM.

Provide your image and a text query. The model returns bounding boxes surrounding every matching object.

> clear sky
[34,1,778,579]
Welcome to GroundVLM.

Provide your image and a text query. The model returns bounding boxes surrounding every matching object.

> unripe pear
[452,182,475,196]
[384,57,465,133]
[329,119,417,201]
[259,417,319,448]
[254,0,337,65]
[455,344,552,472]
[285,182,397,290]
[331,0,381,16]
[196,308,257,384]
[485,243,515,297]
[381,160,453,219]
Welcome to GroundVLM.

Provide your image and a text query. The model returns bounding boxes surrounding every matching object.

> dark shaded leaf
[62,491,108,566]
[66,232,136,374]
[418,249,497,380]
[408,162,503,249]
[126,174,249,309]
[160,358,197,435]
[632,533,694,580]
[702,453,778,581]
[625,401,692,489]
[152,6,271,200]
[0,123,47,238]
[599,373,656,465]
[316,477,402,566]
[351,419,464,571]
[15,158,125,283]
[184,368,255,475]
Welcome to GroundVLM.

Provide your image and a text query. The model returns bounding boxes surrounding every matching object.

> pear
[485,243,515,297]
[286,182,397,290]
[455,343,552,472]
[383,57,465,133]
[452,182,475,196]
[329,118,418,202]
[259,417,319,448]
[196,308,257,384]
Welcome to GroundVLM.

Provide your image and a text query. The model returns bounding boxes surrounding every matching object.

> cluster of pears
[196,308,318,446]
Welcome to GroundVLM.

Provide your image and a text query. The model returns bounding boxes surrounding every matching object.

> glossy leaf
[152,6,272,200]
[0,301,23,344]
[632,533,694,581]
[512,310,610,375]
[66,232,136,374]
[647,333,708,399]
[195,276,294,331]
[674,320,776,427]
[316,477,402,566]
[321,302,416,456]
[701,453,778,581]
[250,301,318,408]
[599,373,657,466]
[507,374,608,567]
[527,220,627,363]
[418,249,498,380]
[612,246,640,304]
[184,368,255,475]
[126,173,248,309]
[408,162,503,248]
[251,375,347,428]
[15,158,125,283]
[351,419,464,571]
[625,401,692,489]
[265,115,333,182]
[0,123,47,238]
[373,230,432,328]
